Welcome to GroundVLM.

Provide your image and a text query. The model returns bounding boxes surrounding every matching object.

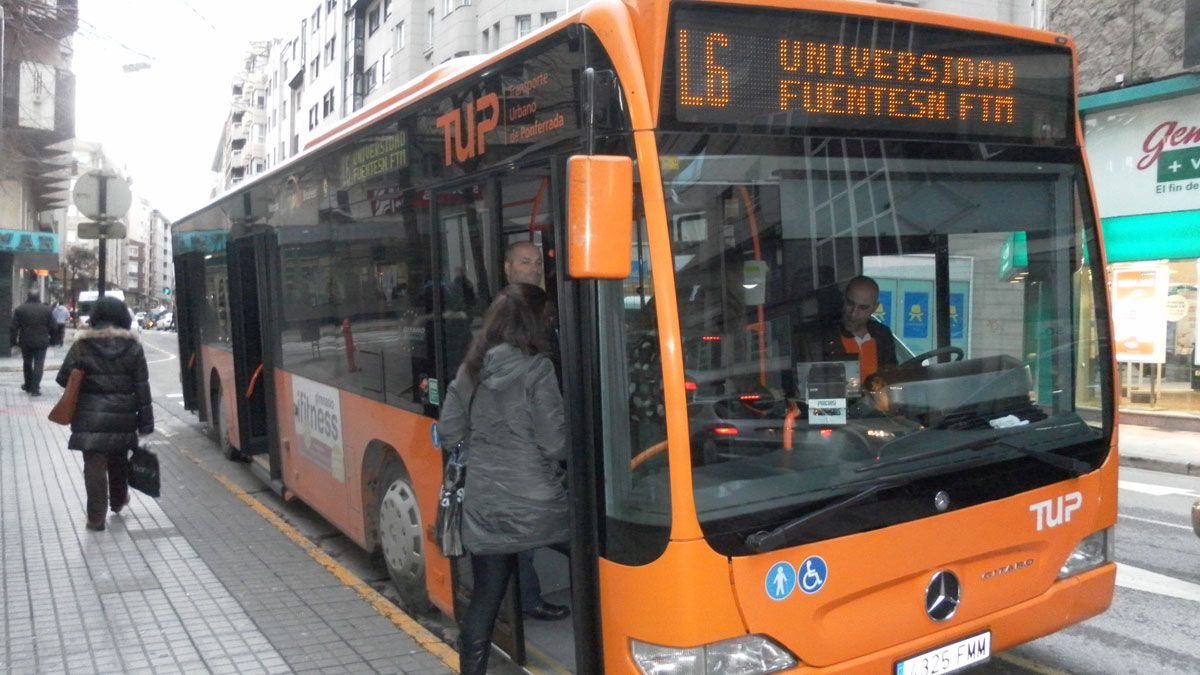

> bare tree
[64,245,98,303]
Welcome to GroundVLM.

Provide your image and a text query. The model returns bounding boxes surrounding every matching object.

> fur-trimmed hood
[76,327,140,342]
[73,326,141,361]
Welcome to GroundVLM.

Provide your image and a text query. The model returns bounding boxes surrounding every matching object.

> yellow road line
[177,445,460,672]
[996,651,1073,675]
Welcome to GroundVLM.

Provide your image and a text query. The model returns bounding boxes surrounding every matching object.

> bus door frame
[173,251,206,414]
[428,175,526,665]
[226,231,282,472]
[548,153,604,675]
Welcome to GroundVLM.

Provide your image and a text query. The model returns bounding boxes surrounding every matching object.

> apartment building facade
[0,0,77,356]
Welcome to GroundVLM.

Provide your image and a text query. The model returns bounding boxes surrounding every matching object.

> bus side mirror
[567,155,634,279]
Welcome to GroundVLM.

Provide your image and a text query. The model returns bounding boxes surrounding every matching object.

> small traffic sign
[77,221,128,240]
[72,170,132,220]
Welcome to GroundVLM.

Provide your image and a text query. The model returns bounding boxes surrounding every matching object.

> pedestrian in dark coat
[439,283,568,675]
[56,296,154,531]
[9,292,55,395]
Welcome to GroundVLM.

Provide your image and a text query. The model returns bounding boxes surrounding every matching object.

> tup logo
[436,92,500,167]
[1029,491,1082,532]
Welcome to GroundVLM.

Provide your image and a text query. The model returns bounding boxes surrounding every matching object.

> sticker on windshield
[798,555,828,595]
[765,561,796,601]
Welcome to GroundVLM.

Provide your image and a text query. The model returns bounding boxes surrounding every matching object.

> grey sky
[74,0,293,220]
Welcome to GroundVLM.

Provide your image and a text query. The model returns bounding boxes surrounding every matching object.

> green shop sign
[1102,210,1200,263]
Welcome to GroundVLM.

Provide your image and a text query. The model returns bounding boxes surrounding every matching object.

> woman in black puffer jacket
[56,296,154,531]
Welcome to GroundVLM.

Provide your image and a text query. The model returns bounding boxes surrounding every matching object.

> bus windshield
[658,133,1113,554]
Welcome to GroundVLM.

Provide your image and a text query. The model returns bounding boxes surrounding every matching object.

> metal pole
[98,235,107,296]
[98,175,108,296]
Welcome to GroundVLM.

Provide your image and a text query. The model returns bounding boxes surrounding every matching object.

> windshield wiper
[745,479,901,553]
[860,427,1091,478]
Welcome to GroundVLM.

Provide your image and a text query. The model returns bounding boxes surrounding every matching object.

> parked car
[157,311,175,331]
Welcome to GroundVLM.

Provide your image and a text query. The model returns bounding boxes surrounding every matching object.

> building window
[456,0,470,7]
[481,28,489,52]
[492,22,500,49]
[311,56,320,81]
[312,8,320,32]
[384,0,392,19]
[368,5,381,35]
[253,123,265,143]
[516,14,531,39]
[382,50,392,83]
[426,10,435,48]
[442,0,451,17]
[394,20,406,50]
[365,62,379,93]
[255,92,266,108]
[253,160,265,174]
[326,0,336,13]
[540,11,556,26]
[323,88,335,117]
[309,104,319,130]
[325,37,336,64]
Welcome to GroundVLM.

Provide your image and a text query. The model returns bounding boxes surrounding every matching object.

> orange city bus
[171,0,1117,672]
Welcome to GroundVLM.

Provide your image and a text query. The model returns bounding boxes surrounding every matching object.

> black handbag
[434,385,477,558]
[434,440,468,557]
[128,445,161,498]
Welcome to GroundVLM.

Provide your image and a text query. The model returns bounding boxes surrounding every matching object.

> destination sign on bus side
[668,6,1073,143]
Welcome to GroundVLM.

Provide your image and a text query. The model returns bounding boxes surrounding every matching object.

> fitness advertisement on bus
[292,375,346,482]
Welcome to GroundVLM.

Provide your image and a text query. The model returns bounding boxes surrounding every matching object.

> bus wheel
[378,466,433,613]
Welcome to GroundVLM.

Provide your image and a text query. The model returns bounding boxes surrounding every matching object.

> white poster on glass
[1111,264,1169,364]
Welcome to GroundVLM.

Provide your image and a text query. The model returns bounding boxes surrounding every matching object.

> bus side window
[437,182,494,387]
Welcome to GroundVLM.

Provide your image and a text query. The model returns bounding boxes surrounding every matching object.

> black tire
[377,464,434,613]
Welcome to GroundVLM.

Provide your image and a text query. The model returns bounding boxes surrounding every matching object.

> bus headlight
[1057,527,1114,579]
[631,635,796,674]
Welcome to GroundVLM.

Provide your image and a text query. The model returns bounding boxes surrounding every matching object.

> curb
[1119,455,1200,477]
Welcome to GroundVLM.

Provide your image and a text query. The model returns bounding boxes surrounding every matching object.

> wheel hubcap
[380,479,423,581]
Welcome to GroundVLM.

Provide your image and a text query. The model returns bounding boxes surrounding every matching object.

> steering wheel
[900,345,965,368]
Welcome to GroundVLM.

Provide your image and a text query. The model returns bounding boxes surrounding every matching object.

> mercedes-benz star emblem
[925,571,961,622]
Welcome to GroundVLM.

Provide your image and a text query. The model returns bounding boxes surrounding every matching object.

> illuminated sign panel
[668,5,1073,143]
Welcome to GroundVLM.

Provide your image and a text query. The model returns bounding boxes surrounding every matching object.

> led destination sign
[669,6,1073,143]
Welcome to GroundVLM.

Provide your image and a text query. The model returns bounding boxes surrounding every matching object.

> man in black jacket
[10,292,55,396]
[816,275,898,383]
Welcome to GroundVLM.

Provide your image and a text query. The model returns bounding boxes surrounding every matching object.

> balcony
[2,64,76,212]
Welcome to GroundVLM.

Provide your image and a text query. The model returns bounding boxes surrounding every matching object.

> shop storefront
[1,228,61,358]
[1082,75,1200,420]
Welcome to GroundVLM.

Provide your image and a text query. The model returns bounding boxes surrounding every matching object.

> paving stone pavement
[0,378,454,675]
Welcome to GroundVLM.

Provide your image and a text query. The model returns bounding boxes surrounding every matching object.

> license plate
[895,632,991,675]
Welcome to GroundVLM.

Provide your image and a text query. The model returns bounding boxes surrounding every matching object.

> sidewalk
[1,373,455,674]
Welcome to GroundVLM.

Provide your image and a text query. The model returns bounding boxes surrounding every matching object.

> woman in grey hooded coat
[439,283,567,675]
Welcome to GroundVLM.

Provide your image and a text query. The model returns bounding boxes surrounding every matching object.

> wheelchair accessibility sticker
[766,562,796,601]
[798,556,828,594]
[431,423,441,449]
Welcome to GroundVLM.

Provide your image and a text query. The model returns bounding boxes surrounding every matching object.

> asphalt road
[137,330,1200,675]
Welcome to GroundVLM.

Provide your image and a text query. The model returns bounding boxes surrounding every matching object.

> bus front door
[226,232,280,469]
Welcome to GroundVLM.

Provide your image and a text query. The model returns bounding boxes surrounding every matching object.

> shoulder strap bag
[434,384,478,558]
[48,368,85,426]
